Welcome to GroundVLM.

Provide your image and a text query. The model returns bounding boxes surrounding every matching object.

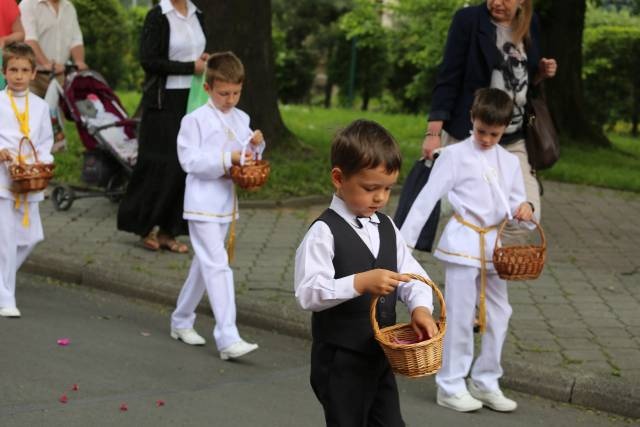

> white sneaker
[219,340,259,361]
[436,388,483,412]
[0,307,21,318]
[170,328,206,346]
[467,379,517,412]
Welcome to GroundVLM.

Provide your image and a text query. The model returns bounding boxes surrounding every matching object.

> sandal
[158,235,189,254]
[142,230,160,251]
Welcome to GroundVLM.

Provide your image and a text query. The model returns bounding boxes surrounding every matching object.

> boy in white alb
[401,89,533,413]
[170,52,262,360]
[0,43,54,318]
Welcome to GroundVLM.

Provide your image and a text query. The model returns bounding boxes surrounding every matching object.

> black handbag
[394,159,440,252]
[524,85,560,170]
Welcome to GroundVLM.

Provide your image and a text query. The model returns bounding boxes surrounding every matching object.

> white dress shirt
[0,90,54,202]
[160,0,206,89]
[178,101,264,222]
[295,195,434,314]
[20,0,83,65]
[400,137,526,270]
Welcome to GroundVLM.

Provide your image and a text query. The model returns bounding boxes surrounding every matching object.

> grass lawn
[539,133,640,192]
[54,93,640,198]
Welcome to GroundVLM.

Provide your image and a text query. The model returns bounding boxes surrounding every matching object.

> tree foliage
[271,0,350,104]
[332,0,391,110]
[72,0,130,88]
[386,0,465,112]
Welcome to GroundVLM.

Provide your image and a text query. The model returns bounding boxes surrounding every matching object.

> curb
[22,254,639,420]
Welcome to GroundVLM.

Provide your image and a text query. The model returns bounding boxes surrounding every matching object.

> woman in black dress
[118,0,207,253]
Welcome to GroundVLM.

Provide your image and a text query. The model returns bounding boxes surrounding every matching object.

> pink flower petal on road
[156,400,165,407]
[57,338,71,346]
[140,331,151,337]
[59,394,68,404]
[120,403,128,412]
[72,384,79,391]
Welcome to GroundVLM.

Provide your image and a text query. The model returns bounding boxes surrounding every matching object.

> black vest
[311,209,398,354]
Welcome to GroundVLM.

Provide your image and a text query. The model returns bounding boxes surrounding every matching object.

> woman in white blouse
[117,0,207,253]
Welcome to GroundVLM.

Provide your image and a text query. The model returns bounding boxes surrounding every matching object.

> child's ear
[203,81,211,92]
[330,167,344,190]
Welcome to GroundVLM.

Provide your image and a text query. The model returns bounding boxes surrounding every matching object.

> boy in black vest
[294,119,439,426]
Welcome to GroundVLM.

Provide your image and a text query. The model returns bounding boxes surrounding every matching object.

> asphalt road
[0,273,635,427]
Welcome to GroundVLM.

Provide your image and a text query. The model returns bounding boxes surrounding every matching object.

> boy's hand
[410,307,439,341]
[231,150,255,166]
[514,202,533,221]
[354,269,410,296]
[0,149,13,162]
[251,130,264,146]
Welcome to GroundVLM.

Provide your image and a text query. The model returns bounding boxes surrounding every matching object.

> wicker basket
[370,273,446,378]
[8,137,55,194]
[492,219,546,280]
[230,159,270,191]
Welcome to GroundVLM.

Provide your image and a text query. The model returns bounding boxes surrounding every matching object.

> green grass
[267,105,427,199]
[539,133,640,192]
[53,92,640,197]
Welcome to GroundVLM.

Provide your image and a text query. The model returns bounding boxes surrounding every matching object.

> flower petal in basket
[230,160,270,191]
[8,137,55,193]
[370,273,447,378]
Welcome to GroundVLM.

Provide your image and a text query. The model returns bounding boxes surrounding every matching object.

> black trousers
[310,342,404,427]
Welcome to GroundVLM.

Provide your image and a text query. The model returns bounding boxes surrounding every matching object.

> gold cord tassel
[226,188,238,263]
[477,231,487,334]
[22,197,30,227]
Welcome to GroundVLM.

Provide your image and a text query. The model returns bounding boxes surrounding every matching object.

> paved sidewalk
[23,181,640,419]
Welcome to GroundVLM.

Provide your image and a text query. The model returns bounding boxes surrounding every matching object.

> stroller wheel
[51,185,75,211]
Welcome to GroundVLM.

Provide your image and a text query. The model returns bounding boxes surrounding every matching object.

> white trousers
[0,199,43,308]
[435,262,512,396]
[170,221,241,350]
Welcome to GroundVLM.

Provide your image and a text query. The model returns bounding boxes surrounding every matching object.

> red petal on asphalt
[59,394,68,404]
[120,403,128,411]
[156,400,165,407]
[72,384,79,391]
[57,338,71,346]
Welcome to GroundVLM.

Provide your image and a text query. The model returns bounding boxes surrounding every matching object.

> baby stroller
[51,69,138,211]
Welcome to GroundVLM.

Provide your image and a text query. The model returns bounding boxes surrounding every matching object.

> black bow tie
[355,216,371,229]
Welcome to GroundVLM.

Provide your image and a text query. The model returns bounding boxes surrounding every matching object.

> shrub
[583,25,640,134]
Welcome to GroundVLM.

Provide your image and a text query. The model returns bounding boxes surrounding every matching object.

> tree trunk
[195,0,294,147]
[536,0,610,146]
[324,79,333,108]
[632,86,639,137]
[361,87,370,111]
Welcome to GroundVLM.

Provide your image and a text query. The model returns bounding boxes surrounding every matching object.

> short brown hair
[2,42,36,72]
[331,119,402,177]
[470,88,514,127]
[205,51,245,86]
